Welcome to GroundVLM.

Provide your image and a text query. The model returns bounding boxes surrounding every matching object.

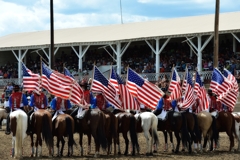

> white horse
[232,112,240,151]
[134,112,159,156]
[0,108,8,129]
[9,109,28,159]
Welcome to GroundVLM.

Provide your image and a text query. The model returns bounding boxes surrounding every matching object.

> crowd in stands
[0,40,240,80]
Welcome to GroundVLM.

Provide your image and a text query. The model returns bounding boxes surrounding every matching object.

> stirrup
[5,130,11,135]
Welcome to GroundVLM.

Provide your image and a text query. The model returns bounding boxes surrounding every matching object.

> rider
[26,90,48,134]
[5,84,28,135]
[208,89,219,112]
[50,96,72,120]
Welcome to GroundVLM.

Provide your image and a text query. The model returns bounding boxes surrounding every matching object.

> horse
[134,111,160,156]
[112,109,139,156]
[71,109,107,157]
[153,110,191,153]
[232,112,240,151]
[29,109,53,157]
[52,113,75,157]
[197,111,218,152]
[0,108,8,129]
[215,111,237,151]
[101,109,118,155]
[181,111,201,153]
[9,109,28,159]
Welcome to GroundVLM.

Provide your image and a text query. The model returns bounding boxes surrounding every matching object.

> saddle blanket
[157,109,167,121]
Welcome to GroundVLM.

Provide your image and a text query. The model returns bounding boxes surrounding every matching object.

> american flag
[64,67,86,105]
[91,66,121,109]
[194,71,209,112]
[22,63,41,93]
[126,68,163,110]
[181,68,195,109]
[168,67,182,100]
[109,66,120,95]
[209,68,232,96]
[221,69,238,111]
[111,68,139,111]
[41,62,73,99]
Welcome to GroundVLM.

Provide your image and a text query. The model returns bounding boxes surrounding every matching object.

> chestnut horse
[29,109,53,157]
[52,113,75,157]
[112,109,139,156]
[215,111,237,151]
[72,109,107,157]
[9,109,28,159]
[196,111,218,152]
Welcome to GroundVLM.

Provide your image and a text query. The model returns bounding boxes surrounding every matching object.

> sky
[0,0,239,37]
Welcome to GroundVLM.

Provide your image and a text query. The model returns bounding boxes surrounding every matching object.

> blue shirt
[90,92,97,109]
[29,94,48,108]
[156,97,176,110]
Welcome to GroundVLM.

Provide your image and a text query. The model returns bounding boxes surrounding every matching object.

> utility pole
[120,0,123,24]
[213,0,220,68]
[50,0,55,69]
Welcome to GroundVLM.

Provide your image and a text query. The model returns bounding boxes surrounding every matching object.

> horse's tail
[211,116,219,143]
[42,114,53,148]
[151,115,159,148]
[65,116,76,147]
[180,113,190,145]
[15,112,27,157]
[97,112,107,150]
[192,113,201,142]
[129,115,138,149]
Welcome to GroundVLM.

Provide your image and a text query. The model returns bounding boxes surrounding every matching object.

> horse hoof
[153,150,157,153]
[118,152,121,155]
[124,152,128,156]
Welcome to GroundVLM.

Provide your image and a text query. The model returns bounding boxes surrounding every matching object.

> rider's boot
[5,114,11,135]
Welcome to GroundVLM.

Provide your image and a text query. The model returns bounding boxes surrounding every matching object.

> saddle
[157,110,169,121]
[76,109,88,119]
[210,110,219,118]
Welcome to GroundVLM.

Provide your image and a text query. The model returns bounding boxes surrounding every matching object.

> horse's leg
[174,131,181,153]
[56,137,60,157]
[0,118,3,129]
[226,129,235,152]
[35,134,39,157]
[236,122,240,151]
[79,133,84,156]
[37,133,43,157]
[87,132,91,155]
[91,130,100,158]
[11,137,15,158]
[163,131,168,152]
[117,132,121,155]
[30,134,34,157]
[169,131,174,152]
[143,129,152,156]
[122,131,129,155]
[60,137,65,156]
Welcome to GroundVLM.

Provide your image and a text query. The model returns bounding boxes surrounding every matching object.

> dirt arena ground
[0,125,239,160]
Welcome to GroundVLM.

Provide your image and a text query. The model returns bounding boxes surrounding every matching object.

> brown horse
[52,113,75,157]
[0,108,8,129]
[181,111,201,153]
[101,109,118,155]
[215,111,237,151]
[29,109,53,157]
[112,109,139,156]
[72,109,107,157]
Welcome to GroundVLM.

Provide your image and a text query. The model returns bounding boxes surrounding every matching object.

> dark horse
[52,113,75,157]
[71,109,107,157]
[101,109,118,155]
[153,110,192,153]
[112,109,139,156]
[215,111,237,151]
[181,111,201,153]
[29,109,53,157]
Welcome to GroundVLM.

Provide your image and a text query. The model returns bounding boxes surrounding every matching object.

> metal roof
[0,11,240,51]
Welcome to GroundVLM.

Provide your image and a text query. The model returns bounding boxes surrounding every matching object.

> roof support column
[71,45,90,73]
[145,38,170,76]
[233,36,236,53]
[197,36,202,72]
[12,49,28,83]
[231,33,240,43]
[47,47,59,68]
[109,41,131,74]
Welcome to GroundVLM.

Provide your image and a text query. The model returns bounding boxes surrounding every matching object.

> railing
[0,70,221,87]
